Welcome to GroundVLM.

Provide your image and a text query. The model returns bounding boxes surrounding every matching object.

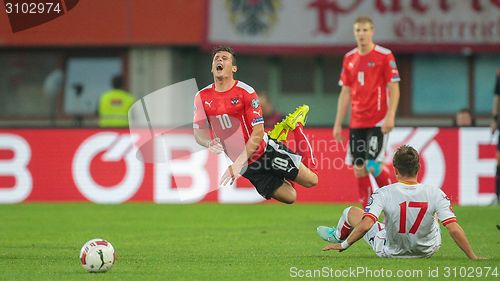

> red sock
[338,222,352,240]
[292,123,317,173]
[375,167,392,188]
[357,175,372,208]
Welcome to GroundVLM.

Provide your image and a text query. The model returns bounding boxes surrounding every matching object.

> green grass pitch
[0,203,498,280]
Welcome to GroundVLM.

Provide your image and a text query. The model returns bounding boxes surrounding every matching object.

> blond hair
[354,16,374,28]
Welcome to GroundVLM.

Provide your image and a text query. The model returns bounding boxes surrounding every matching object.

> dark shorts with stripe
[348,127,387,166]
[242,138,302,199]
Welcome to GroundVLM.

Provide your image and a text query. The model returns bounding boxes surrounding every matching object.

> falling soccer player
[193,46,318,204]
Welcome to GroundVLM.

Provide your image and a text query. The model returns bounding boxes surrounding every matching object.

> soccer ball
[79,238,115,273]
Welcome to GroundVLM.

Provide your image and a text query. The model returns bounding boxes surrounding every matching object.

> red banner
[0,128,496,205]
[0,0,203,46]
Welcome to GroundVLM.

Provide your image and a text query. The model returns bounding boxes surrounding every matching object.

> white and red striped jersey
[364,182,456,258]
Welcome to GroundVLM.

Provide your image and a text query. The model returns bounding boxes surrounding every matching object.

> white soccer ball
[79,238,115,273]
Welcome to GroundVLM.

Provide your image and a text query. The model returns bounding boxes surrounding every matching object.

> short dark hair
[112,75,124,89]
[392,145,420,177]
[454,108,476,127]
[212,45,237,66]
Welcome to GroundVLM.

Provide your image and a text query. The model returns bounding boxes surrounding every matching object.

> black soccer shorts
[347,127,388,166]
[242,138,302,199]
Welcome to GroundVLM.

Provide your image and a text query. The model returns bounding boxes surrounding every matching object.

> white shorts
[363,222,442,258]
[363,222,388,257]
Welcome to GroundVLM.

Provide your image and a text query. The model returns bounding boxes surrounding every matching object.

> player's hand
[333,125,344,142]
[381,117,395,134]
[220,163,243,186]
[490,120,497,134]
[208,138,224,154]
[322,243,345,252]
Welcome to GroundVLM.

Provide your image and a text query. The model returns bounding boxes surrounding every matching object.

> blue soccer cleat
[316,226,341,243]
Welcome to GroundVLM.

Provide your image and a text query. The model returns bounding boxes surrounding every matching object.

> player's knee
[303,173,318,188]
[353,164,367,177]
[365,160,382,177]
[343,206,352,217]
[347,206,363,215]
[283,189,296,204]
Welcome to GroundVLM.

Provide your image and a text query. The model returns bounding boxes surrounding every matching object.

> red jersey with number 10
[339,45,400,128]
[193,80,266,162]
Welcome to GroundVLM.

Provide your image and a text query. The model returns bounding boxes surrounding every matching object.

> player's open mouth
[216,64,223,71]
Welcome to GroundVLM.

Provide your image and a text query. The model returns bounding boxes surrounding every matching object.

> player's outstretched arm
[445,222,485,260]
[333,86,351,142]
[322,216,374,252]
[220,124,264,186]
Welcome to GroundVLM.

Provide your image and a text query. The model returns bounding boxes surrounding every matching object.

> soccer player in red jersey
[333,16,401,207]
[193,46,318,204]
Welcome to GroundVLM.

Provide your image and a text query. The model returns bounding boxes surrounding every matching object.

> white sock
[335,207,352,240]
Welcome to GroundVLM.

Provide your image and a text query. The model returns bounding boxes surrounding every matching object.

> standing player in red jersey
[333,16,401,208]
[193,46,318,204]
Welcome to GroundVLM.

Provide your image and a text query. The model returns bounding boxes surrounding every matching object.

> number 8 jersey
[193,81,266,162]
[364,182,456,258]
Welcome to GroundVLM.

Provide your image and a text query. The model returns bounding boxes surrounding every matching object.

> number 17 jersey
[364,182,456,258]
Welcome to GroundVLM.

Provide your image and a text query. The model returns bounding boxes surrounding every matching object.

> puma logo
[205,101,213,108]
[253,111,261,116]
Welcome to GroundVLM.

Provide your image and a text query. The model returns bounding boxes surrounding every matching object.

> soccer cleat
[285,104,309,129]
[267,118,289,141]
[267,105,310,142]
[316,226,341,243]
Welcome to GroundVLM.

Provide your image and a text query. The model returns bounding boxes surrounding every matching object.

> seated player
[193,46,318,204]
[316,145,484,259]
